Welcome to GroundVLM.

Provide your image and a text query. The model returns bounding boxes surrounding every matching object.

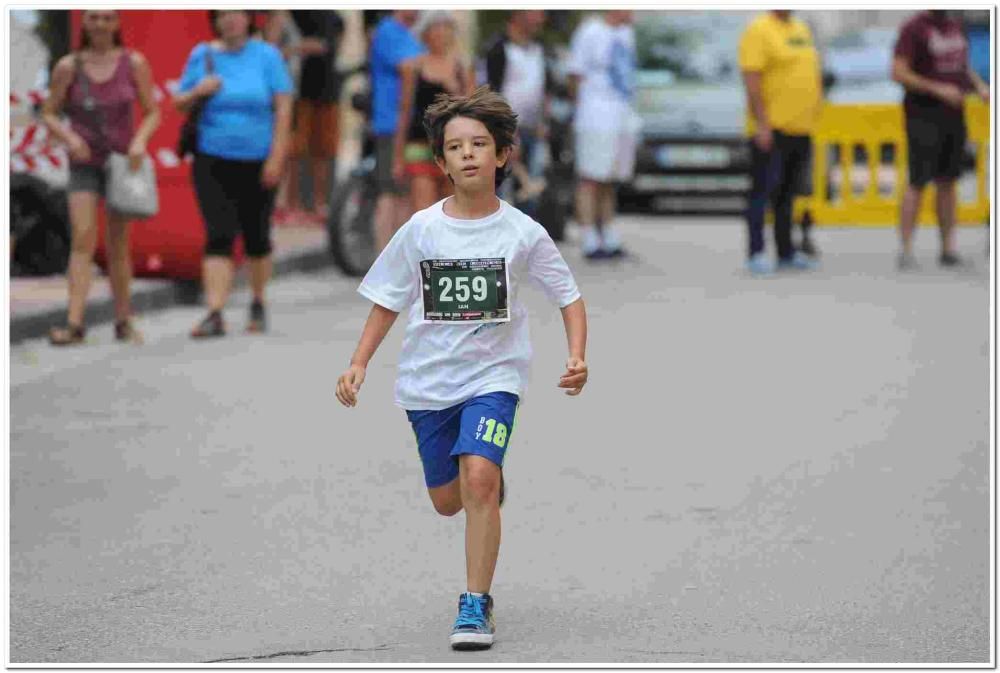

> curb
[10,245,333,345]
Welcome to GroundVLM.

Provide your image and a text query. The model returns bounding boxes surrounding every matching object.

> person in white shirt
[482,11,550,217]
[336,86,588,651]
[567,10,639,259]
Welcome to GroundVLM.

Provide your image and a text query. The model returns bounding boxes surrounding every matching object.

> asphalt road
[9,217,991,664]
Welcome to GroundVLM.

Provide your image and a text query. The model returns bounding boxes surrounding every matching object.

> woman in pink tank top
[41,10,160,346]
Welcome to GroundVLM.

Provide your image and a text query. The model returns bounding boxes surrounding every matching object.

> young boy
[335,86,588,650]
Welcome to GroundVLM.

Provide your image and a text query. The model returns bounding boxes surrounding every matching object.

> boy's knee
[429,481,463,516]
[433,500,463,517]
[460,463,500,507]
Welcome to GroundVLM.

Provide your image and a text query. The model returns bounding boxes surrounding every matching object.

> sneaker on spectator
[746,252,775,276]
[800,237,820,258]
[582,226,604,261]
[601,227,626,258]
[777,251,819,271]
[939,250,965,268]
[897,251,919,271]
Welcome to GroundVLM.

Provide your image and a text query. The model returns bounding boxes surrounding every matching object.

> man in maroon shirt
[892,10,989,269]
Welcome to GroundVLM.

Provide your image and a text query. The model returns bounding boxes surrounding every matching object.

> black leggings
[193,154,275,258]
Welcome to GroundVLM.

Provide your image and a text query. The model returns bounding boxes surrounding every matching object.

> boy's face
[435,116,510,194]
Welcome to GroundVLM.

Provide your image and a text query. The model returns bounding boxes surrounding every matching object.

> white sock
[602,225,622,251]
[467,591,485,598]
[582,226,601,254]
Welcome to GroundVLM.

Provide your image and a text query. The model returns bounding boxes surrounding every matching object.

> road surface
[9,217,991,664]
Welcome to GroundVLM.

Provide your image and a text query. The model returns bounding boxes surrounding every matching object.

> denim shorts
[406,392,520,488]
[68,164,107,196]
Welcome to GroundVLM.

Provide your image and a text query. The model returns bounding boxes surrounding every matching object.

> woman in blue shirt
[174,10,292,337]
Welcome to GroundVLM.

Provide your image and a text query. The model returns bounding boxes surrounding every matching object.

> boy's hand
[336,364,367,407]
[558,357,588,396]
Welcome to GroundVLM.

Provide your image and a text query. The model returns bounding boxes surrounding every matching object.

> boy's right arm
[336,303,400,407]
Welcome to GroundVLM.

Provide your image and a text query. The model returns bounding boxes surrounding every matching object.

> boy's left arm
[558,298,588,396]
[525,227,588,395]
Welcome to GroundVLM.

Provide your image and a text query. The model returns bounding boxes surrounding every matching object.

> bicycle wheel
[328,173,377,277]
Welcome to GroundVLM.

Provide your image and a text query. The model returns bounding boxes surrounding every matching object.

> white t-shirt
[502,41,546,130]
[358,198,581,411]
[567,16,637,130]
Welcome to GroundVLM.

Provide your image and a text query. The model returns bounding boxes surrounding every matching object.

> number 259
[439,276,488,302]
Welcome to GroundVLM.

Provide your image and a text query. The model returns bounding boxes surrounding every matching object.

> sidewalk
[9,222,331,344]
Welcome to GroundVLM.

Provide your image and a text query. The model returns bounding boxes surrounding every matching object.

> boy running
[335,86,588,651]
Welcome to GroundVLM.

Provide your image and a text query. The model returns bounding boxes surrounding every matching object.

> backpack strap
[203,42,215,74]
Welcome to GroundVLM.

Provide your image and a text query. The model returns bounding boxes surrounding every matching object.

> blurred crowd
[8,9,992,346]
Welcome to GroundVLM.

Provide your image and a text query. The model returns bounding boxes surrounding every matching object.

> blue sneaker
[450,592,495,650]
[777,251,819,271]
[746,252,775,276]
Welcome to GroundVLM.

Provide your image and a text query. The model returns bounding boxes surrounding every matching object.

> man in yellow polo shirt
[738,10,822,275]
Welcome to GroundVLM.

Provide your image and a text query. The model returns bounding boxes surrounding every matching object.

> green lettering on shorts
[480,417,509,448]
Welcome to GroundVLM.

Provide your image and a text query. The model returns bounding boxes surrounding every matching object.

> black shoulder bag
[177,45,215,159]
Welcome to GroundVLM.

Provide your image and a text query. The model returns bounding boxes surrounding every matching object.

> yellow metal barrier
[794,99,990,227]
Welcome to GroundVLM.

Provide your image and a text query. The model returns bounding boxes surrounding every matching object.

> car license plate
[651,195,746,211]
[655,145,730,169]
[632,174,749,192]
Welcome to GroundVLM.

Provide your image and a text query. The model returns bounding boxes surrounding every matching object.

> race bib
[420,258,510,323]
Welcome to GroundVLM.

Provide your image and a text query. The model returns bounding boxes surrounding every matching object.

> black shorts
[192,154,275,258]
[67,164,109,196]
[905,111,967,188]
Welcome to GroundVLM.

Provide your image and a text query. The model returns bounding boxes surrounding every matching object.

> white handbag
[104,151,159,219]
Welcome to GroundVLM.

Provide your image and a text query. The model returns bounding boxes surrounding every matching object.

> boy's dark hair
[423,85,519,189]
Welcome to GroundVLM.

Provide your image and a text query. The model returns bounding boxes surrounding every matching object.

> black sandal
[190,311,226,339]
[245,300,267,334]
[114,319,144,344]
[49,323,86,347]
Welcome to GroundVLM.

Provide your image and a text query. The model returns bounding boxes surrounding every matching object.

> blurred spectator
[567,10,639,260]
[394,11,475,213]
[270,10,344,224]
[370,10,424,252]
[738,10,821,276]
[40,9,160,346]
[263,10,302,86]
[482,10,550,217]
[174,10,292,338]
[263,9,301,225]
[891,10,990,270]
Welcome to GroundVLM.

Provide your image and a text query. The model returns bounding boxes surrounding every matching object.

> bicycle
[327,64,577,275]
[328,70,378,277]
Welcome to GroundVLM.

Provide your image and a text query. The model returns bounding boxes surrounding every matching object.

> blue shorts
[406,392,520,489]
